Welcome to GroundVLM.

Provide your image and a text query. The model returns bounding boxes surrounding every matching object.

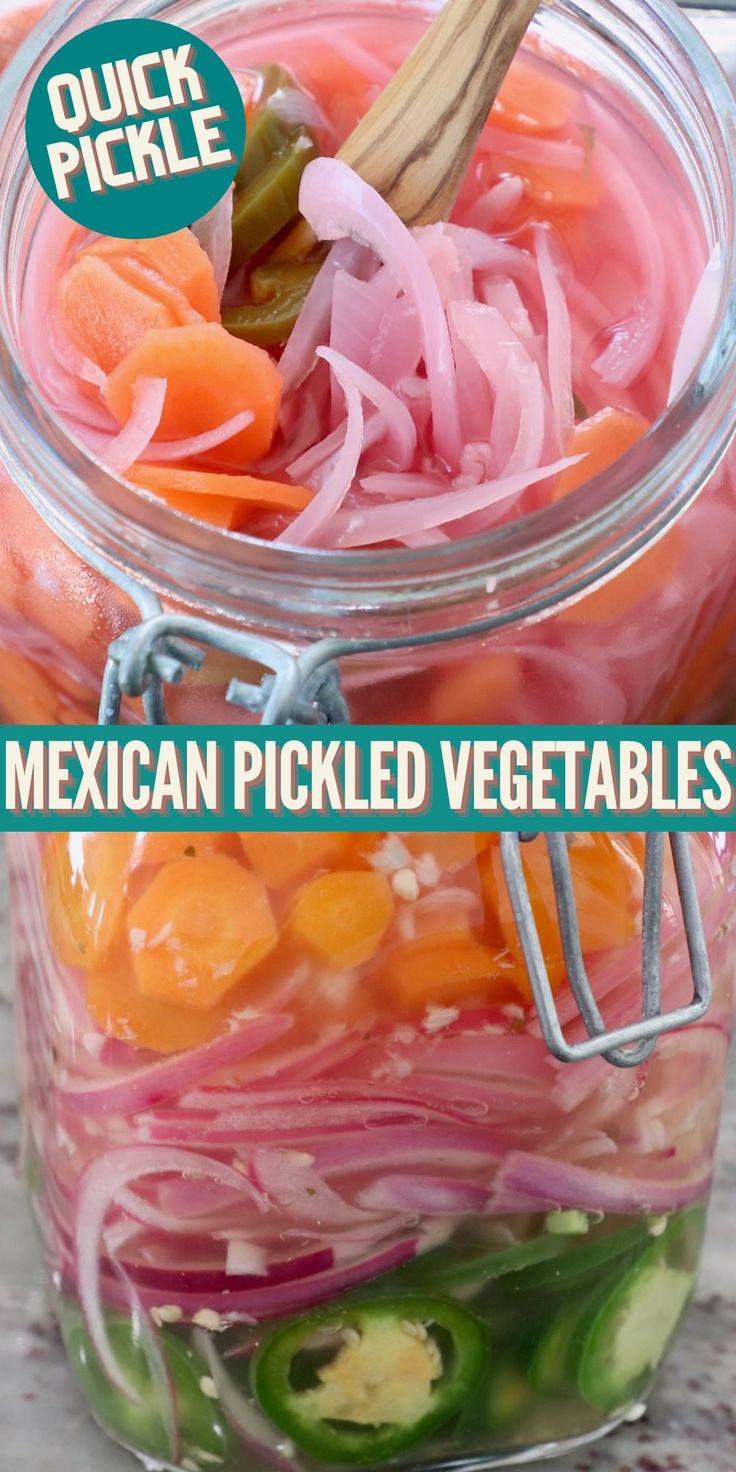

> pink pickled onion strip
[191,187,234,300]
[332,455,581,546]
[299,157,462,467]
[668,245,723,405]
[591,136,665,387]
[319,346,416,468]
[194,1330,295,1470]
[76,1147,262,1400]
[250,1146,403,1230]
[139,409,255,463]
[278,239,366,396]
[49,313,107,389]
[491,1151,710,1215]
[279,367,363,545]
[100,377,166,474]
[481,128,585,171]
[535,226,574,455]
[59,1013,293,1115]
[355,1175,489,1214]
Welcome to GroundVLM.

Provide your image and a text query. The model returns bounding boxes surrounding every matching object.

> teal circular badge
[25,19,245,237]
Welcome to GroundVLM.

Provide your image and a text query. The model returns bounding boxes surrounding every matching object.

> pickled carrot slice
[295,47,377,138]
[289,870,394,968]
[55,256,196,376]
[86,947,228,1054]
[239,832,356,888]
[0,649,60,723]
[481,835,638,1000]
[86,231,220,321]
[554,410,686,624]
[382,938,519,1011]
[481,155,602,214]
[43,833,133,971]
[491,59,576,136]
[403,833,490,875]
[128,466,312,520]
[128,855,278,1008]
[130,833,242,868]
[104,324,282,467]
[429,654,522,723]
[553,409,649,500]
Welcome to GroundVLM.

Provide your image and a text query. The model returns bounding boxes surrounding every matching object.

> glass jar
[1,0,736,726]
[8,827,736,1470]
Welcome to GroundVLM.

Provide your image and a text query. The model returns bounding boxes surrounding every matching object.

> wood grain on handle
[338,0,540,225]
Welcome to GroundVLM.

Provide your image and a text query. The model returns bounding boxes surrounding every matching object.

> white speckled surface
[0,853,734,1471]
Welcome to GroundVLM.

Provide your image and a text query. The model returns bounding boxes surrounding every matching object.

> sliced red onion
[75,1146,264,1399]
[100,377,167,474]
[319,346,416,468]
[269,86,330,136]
[299,157,462,467]
[590,131,665,387]
[491,1151,710,1215]
[191,187,234,300]
[331,455,581,546]
[278,239,367,396]
[59,1014,294,1116]
[278,365,363,544]
[668,245,723,404]
[139,408,255,463]
[535,226,574,456]
[120,1247,335,1295]
[355,1174,489,1214]
[193,1329,295,1470]
[481,128,585,172]
[250,1146,404,1231]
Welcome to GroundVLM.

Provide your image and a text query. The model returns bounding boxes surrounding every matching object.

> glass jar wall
[8,828,736,1469]
[1,0,736,725]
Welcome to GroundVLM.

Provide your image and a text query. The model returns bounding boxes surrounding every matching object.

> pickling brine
[10,829,736,1469]
[1,0,736,725]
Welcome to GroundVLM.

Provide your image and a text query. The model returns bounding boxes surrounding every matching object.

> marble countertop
[0,857,733,1472]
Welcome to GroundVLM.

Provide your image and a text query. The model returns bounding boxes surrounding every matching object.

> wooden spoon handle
[338,0,540,225]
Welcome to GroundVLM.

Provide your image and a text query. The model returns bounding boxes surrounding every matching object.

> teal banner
[1,725,735,831]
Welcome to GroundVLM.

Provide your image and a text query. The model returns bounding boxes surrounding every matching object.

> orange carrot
[555,411,685,624]
[491,59,576,136]
[403,833,490,875]
[381,938,518,1011]
[554,409,649,500]
[486,155,603,214]
[429,654,522,723]
[43,833,133,970]
[289,870,394,969]
[105,324,283,467]
[128,466,312,518]
[55,256,191,376]
[127,855,278,1009]
[239,832,356,888]
[481,835,639,1001]
[130,833,242,868]
[86,231,220,320]
[86,947,229,1054]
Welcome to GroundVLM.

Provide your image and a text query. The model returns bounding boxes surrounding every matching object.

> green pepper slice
[231,132,318,269]
[401,1232,570,1292]
[223,260,322,346]
[236,104,290,192]
[61,1310,230,1467]
[252,1295,486,1465]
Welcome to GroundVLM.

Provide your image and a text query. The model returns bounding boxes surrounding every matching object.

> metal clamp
[500,832,712,1067]
[67,531,711,1073]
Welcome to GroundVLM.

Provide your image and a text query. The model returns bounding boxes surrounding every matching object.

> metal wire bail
[499,832,712,1068]
[98,610,350,725]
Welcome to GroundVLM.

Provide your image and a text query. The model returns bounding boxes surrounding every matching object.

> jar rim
[0,0,735,636]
